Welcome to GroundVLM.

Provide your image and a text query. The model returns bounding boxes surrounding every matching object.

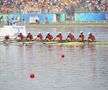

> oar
[0,40,4,43]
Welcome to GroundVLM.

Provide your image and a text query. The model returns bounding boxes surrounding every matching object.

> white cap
[59,32,61,34]
[38,32,41,34]
[88,32,92,35]
[80,31,83,34]
[47,32,50,34]
[28,32,30,33]
[68,32,71,34]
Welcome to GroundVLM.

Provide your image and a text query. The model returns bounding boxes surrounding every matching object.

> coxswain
[4,35,10,41]
[16,33,24,41]
[66,32,75,42]
[88,32,95,42]
[45,32,53,41]
[26,32,33,41]
[35,32,43,41]
[4,35,10,43]
[78,31,85,42]
[54,32,63,41]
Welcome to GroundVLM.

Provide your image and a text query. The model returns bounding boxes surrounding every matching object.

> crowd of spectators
[0,0,108,14]
[81,0,108,12]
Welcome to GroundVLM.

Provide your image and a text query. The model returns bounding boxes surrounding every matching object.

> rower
[34,32,43,41]
[77,31,85,42]
[66,32,75,42]
[26,32,33,41]
[88,32,95,42]
[54,32,63,41]
[16,33,24,41]
[45,32,53,41]
[4,35,10,42]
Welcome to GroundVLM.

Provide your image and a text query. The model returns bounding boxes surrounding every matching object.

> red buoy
[61,54,65,58]
[30,73,35,79]
[25,44,28,46]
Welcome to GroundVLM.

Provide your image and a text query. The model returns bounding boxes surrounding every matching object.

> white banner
[53,14,57,22]
[0,25,27,37]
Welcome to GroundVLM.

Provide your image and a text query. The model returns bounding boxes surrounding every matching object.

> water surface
[0,27,108,90]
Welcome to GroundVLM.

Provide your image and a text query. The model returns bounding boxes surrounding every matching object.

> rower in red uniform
[54,32,63,41]
[16,33,24,41]
[78,31,85,42]
[4,35,10,42]
[35,32,43,41]
[45,32,53,41]
[88,32,95,42]
[26,32,33,41]
[66,32,75,42]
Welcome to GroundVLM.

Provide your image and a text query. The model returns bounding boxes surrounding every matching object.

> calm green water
[0,27,108,90]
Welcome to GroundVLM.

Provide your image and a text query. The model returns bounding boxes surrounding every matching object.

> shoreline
[26,22,108,28]
[26,24,108,28]
[0,22,108,28]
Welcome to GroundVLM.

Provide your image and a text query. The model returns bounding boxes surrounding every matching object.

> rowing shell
[1,41,108,45]
[48,41,108,46]
[14,41,108,46]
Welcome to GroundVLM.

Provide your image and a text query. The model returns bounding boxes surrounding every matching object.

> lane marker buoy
[61,54,65,58]
[30,73,35,79]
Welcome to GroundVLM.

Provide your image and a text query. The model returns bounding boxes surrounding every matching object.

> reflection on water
[0,27,108,90]
[0,44,108,90]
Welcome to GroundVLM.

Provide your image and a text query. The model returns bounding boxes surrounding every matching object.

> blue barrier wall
[8,14,53,23]
[1,13,108,23]
[75,13,108,21]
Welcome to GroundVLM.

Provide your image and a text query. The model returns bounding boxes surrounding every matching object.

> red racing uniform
[46,34,53,41]
[18,34,24,40]
[4,36,9,40]
[37,34,43,40]
[88,35,95,41]
[67,34,74,41]
[27,34,33,40]
[79,34,84,41]
[57,34,63,41]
